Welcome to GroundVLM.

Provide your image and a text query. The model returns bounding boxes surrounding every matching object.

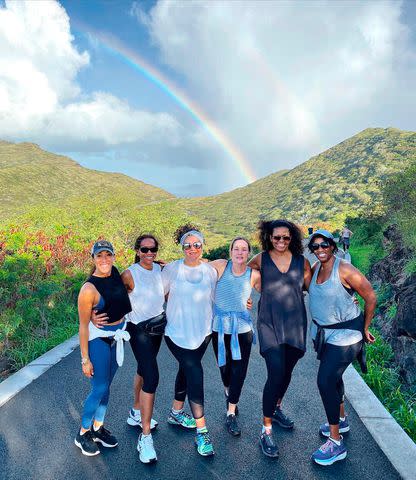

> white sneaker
[127,409,158,430]
[137,433,157,464]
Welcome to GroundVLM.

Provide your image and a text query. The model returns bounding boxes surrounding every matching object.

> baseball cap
[309,229,334,241]
[91,240,115,256]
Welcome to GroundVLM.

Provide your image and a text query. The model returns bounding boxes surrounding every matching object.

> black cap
[91,240,114,256]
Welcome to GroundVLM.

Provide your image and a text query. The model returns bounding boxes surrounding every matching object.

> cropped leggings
[211,331,253,405]
[262,344,304,418]
[81,338,118,429]
[317,340,362,425]
[127,322,163,394]
[165,335,211,420]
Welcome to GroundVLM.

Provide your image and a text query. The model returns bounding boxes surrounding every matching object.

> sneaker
[272,406,294,429]
[195,429,214,456]
[92,426,118,448]
[127,409,158,430]
[137,433,157,464]
[312,437,347,466]
[319,417,350,437]
[74,430,100,456]
[167,410,197,429]
[259,431,279,458]
[226,414,241,437]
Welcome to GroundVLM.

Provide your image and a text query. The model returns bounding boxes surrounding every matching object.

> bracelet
[81,357,90,365]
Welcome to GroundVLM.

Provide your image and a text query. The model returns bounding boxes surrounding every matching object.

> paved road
[0,291,400,480]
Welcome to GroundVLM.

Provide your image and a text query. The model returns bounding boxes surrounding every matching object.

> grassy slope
[179,128,416,237]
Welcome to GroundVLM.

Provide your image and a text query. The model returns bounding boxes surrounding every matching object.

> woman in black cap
[249,220,311,458]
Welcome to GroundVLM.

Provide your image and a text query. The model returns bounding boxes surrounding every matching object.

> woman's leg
[227,331,253,408]
[276,344,304,403]
[211,332,232,395]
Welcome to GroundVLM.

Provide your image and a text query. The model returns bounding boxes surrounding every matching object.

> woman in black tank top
[249,220,312,459]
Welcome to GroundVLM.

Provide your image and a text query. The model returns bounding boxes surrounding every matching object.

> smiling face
[182,234,203,262]
[311,236,335,263]
[270,227,291,253]
[93,250,114,276]
[230,239,250,265]
[136,237,158,268]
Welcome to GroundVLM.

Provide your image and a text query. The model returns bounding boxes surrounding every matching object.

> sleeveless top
[87,266,132,326]
[125,262,164,325]
[162,260,217,349]
[258,251,307,354]
[309,257,362,346]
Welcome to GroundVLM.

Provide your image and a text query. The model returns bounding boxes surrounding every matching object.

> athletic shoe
[259,431,279,458]
[226,414,241,437]
[167,410,197,429]
[272,406,294,429]
[74,430,100,456]
[92,426,118,447]
[127,409,158,430]
[312,437,347,466]
[137,433,157,464]
[319,417,350,437]
[195,430,214,456]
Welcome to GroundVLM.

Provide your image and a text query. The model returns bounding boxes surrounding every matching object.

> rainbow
[73,24,257,185]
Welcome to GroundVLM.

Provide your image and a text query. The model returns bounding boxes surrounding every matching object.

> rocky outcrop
[370,225,416,385]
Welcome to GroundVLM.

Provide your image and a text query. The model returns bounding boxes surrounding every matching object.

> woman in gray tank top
[249,219,312,459]
[307,229,376,466]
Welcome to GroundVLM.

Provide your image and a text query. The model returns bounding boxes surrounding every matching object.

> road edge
[344,365,416,479]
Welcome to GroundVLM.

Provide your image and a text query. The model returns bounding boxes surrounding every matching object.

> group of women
[75,220,376,467]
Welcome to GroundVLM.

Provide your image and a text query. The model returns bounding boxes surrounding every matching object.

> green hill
[178,128,416,237]
[0,141,174,219]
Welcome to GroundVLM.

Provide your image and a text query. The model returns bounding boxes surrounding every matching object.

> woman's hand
[246,297,253,310]
[91,309,109,328]
[82,360,94,378]
[364,329,375,344]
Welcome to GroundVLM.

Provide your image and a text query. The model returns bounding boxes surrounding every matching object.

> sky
[0,0,415,197]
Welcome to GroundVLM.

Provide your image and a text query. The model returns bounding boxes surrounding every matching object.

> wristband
[81,357,90,365]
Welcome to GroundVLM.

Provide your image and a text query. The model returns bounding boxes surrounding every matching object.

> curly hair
[173,223,202,245]
[308,235,338,254]
[257,219,304,256]
[134,234,159,263]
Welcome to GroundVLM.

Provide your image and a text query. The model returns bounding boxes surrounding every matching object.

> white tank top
[125,263,164,325]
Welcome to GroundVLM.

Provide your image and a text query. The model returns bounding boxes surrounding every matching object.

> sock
[340,416,346,422]
[329,437,341,446]
[172,408,183,415]
[132,408,141,416]
[262,425,272,434]
[197,426,208,434]
[227,410,235,417]
[141,432,152,439]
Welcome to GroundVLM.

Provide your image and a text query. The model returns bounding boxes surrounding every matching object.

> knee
[317,371,334,395]
[92,382,109,400]
[143,372,159,394]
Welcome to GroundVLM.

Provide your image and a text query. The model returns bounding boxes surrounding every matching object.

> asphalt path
[0,289,400,480]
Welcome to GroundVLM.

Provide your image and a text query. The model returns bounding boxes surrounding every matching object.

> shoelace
[199,431,211,445]
[262,432,275,447]
[320,439,335,453]
[142,435,154,447]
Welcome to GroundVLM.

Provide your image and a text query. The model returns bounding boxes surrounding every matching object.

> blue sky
[1,0,415,196]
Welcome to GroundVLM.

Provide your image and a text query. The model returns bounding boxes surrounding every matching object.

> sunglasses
[272,235,291,242]
[310,242,331,251]
[139,247,158,253]
[183,242,203,250]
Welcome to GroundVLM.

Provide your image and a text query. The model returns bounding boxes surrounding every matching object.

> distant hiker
[75,240,131,457]
[92,234,165,464]
[162,225,217,456]
[209,237,261,437]
[308,229,376,466]
[340,226,353,251]
[249,220,312,459]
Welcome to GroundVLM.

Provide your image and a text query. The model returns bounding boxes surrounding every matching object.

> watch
[81,357,90,365]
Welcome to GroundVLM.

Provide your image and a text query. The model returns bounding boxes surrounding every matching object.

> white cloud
[137,0,416,176]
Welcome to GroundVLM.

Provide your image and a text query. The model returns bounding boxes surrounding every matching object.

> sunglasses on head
[272,235,291,242]
[310,242,331,251]
[139,247,158,253]
[183,242,203,250]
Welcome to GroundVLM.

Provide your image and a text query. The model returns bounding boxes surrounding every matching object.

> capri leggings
[81,338,118,429]
[262,344,304,418]
[165,335,211,420]
[126,322,163,394]
[317,340,363,425]
[211,331,253,405]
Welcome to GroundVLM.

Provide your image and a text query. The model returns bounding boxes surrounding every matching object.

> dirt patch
[0,355,14,381]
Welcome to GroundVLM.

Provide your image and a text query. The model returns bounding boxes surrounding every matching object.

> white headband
[179,229,204,246]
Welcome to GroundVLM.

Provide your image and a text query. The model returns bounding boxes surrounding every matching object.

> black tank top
[86,266,132,323]
[258,251,307,355]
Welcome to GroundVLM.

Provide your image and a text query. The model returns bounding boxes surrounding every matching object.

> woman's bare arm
[251,268,261,292]
[78,283,96,378]
[248,253,262,271]
[209,259,227,280]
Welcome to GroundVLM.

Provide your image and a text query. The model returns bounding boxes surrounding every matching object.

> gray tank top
[258,252,307,355]
[309,257,362,346]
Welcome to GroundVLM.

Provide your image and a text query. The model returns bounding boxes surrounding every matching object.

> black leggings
[127,322,163,394]
[211,331,253,405]
[165,335,211,420]
[317,341,362,425]
[262,344,304,418]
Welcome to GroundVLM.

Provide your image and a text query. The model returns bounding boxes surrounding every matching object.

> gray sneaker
[319,417,349,437]
[312,437,347,466]
[259,431,279,458]
[167,410,197,429]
